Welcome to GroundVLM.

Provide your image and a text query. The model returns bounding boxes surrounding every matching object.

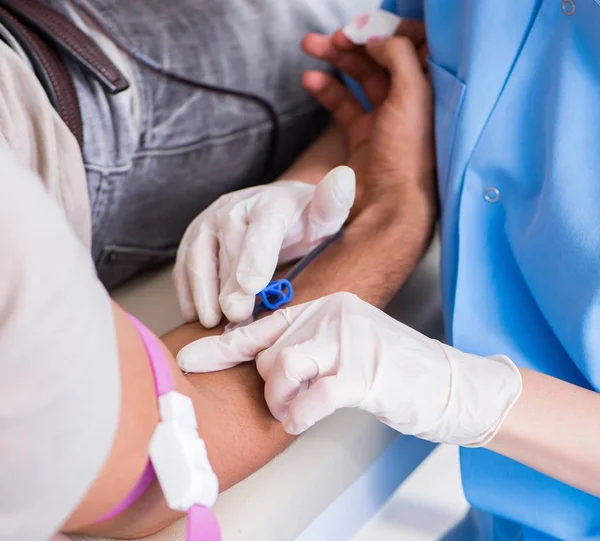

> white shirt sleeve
[0,40,91,249]
[0,148,120,541]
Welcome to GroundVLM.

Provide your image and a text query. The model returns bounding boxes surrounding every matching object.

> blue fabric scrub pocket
[426,58,465,203]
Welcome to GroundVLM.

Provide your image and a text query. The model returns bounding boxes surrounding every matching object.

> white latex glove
[173,166,355,328]
[178,292,522,447]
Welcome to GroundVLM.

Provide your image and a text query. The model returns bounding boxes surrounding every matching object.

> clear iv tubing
[67,0,280,182]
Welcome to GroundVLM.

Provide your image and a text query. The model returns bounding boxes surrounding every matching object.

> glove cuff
[418,344,523,447]
[463,354,523,448]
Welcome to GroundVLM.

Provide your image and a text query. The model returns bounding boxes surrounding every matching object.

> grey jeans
[54,0,373,288]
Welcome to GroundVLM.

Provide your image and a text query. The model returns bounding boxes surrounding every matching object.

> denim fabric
[51,0,374,288]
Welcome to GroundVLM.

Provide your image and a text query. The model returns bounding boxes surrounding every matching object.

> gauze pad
[342,10,403,45]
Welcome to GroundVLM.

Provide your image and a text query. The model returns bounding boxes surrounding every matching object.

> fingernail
[283,417,313,435]
[332,168,356,206]
[220,291,255,322]
[220,292,242,311]
[177,345,198,372]
[200,309,221,329]
[283,418,300,435]
[367,36,386,45]
[237,273,268,295]
[273,407,289,423]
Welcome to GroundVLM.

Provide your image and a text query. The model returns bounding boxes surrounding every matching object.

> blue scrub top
[373,1,600,539]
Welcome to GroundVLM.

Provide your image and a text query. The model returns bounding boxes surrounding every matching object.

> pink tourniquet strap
[127,314,175,395]
[187,505,221,541]
[95,314,220,540]
[93,314,173,524]
[93,461,155,523]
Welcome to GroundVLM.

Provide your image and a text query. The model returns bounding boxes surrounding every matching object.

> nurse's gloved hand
[178,293,522,447]
[173,167,355,328]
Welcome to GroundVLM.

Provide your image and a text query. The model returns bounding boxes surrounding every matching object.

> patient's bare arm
[66,308,295,539]
[163,327,296,493]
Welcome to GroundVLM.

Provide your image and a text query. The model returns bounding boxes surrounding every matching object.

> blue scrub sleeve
[389,0,424,20]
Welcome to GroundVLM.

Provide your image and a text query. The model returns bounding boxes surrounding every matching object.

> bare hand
[301,23,435,213]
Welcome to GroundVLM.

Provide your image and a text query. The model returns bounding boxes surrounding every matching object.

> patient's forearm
[279,123,347,185]
[161,326,295,491]
[67,309,295,539]
[292,190,435,308]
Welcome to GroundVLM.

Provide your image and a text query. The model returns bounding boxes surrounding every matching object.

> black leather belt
[0,0,129,148]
